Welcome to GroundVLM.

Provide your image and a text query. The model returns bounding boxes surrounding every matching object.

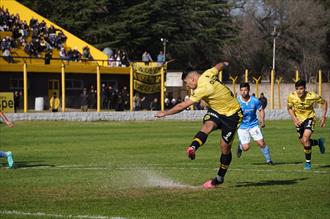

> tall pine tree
[18,0,236,68]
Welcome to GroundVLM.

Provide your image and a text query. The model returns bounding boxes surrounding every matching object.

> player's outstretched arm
[320,100,328,127]
[155,99,195,118]
[0,111,14,128]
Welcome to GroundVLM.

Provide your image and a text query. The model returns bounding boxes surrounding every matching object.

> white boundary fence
[6,109,330,122]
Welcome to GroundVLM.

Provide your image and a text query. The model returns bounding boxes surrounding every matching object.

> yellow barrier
[277,77,283,109]
[96,65,101,112]
[293,70,300,82]
[270,69,275,110]
[130,66,134,111]
[252,76,262,97]
[318,70,322,96]
[23,63,27,112]
[229,76,238,97]
[160,67,165,111]
[61,64,65,112]
[244,69,248,82]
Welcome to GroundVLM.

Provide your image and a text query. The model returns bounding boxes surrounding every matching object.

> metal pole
[272,26,276,71]
[296,70,300,82]
[61,63,65,112]
[130,65,134,111]
[270,69,275,110]
[229,76,238,97]
[163,41,166,61]
[160,67,165,111]
[318,70,322,96]
[23,63,27,113]
[253,76,261,98]
[277,77,282,109]
[96,65,101,112]
[245,69,248,82]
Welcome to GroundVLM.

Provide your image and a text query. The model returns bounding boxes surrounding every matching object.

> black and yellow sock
[309,139,319,146]
[190,131,208,151]
[212,153,232,185]
[304,145,312,162]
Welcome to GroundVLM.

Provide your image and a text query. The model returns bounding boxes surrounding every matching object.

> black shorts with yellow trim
[296,118,315,139]
[203,108,242,144]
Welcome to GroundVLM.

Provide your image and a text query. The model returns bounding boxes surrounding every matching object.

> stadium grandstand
[0,0,131,112]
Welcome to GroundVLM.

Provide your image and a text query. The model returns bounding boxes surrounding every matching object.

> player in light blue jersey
[236,83,273,164]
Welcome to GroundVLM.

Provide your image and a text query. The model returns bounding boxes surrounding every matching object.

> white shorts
[237,126,264,145]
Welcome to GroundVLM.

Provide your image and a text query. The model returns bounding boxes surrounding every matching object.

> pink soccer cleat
[203,180,216,189]
[186,146,195,160]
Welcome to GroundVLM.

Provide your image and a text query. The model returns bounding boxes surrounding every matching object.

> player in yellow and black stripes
[156,62,242,189]
[287,80,328,170]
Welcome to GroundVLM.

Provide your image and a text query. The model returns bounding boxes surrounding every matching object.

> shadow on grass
[13,161,55,169]
[251,161,302,166]
[319,164,330,169]
[235,177,308,187]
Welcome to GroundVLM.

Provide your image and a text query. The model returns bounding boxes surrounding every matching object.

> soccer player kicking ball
[155,62,242,189]
[287,80,327,170]
[236,83,273,164]
[0,111,14,168]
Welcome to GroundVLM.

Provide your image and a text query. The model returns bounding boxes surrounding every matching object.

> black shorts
[296,118,315,139]
[203,108,242,144]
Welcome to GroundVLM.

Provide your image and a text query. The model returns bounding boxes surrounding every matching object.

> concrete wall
[229,82,330,110]
[6,109,330,122]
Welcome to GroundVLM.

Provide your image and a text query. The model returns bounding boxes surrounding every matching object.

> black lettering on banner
[134,80,161,94]
[132,63,162,94]
[0,93,15,112]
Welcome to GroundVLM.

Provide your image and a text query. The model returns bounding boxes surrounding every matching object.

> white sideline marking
[0,210,127,219]
[18,165,329,174]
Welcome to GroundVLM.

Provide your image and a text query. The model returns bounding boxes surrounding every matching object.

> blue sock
[260,145,272,162]
[0,151,7,158]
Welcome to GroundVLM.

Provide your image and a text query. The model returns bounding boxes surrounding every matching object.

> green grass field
[0,120,329,219]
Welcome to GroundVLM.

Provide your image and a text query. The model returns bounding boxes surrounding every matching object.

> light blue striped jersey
[237,95,262,129]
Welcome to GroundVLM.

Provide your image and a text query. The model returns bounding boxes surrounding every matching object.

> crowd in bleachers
[0,7,94,63]
[107,49,129,67]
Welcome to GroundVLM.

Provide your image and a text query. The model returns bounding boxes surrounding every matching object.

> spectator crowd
[0,7,93,63]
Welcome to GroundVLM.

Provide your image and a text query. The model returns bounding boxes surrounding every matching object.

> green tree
[18,0,236,68]
[223,0,330,81]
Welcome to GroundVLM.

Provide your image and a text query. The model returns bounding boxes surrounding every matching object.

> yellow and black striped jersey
[287,91,325,122]
[189,67,241,116]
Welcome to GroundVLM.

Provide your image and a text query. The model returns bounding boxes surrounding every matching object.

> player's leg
[0,150,14,168]
[307,118,325,154]
[187,113,218,160]
[255,139,273,165]
[236,128,251,158]
[203,139,233,189]
[298,118,321,169]
[301,129,313,170]
[0,151,4,167]
[317,138,325,154]
[204,111,240,189]
[251,126,273,164]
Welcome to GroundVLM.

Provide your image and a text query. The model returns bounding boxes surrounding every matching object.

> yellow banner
[0,92,14,113]
[134,80,161,94]
[132,63,162,93]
